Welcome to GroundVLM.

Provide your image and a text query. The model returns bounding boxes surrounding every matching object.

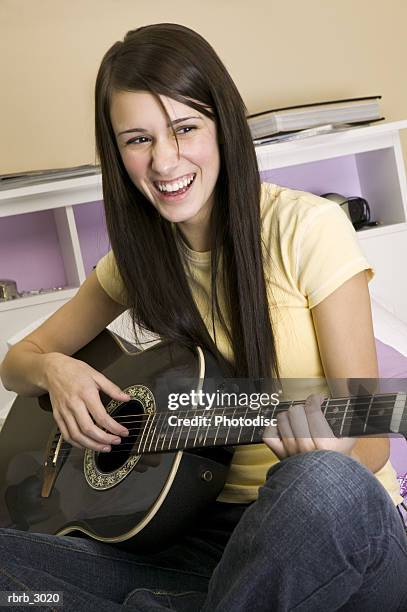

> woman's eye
[177,126,196,135]
[126,136,150,145]
[125,126,196,146]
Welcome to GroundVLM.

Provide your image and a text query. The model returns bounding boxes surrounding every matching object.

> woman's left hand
[262,393,357,459]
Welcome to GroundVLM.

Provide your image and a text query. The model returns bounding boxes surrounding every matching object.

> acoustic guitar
[0,329,405,552]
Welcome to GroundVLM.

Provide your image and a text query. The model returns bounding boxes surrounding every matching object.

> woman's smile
[152,172,196,201]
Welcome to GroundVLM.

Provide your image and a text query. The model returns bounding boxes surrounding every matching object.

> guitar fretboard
[132,392,407,454]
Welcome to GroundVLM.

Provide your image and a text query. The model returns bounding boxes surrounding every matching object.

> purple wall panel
[74,201,110,276]
[260,154,362,196]
[0,210,66,292]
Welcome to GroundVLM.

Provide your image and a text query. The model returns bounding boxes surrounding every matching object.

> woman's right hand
[42,352,130,452]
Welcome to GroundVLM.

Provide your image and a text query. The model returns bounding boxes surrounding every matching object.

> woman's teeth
[156,174,195,193]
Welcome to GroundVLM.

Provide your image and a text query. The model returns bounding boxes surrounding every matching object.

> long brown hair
[95,23,279,379]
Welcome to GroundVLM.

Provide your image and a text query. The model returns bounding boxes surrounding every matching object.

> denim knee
[262,450,393,534]
[266,450,379,496]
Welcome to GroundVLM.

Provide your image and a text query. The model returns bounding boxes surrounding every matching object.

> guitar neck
[134,392,407,454]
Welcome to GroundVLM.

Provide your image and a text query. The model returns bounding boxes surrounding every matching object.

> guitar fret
[194,414,199,447]
[339,399,350,437]
[236,407,247,444]
[250,411,258,442]
[224,407,235,445]
[185,408,195,445]
[136,413,150,454]
[390,392,407,433]
[161,414,171,451]
[175,409,187,451]
[216,408,226,442]
[147,416,159,453]
[213,410,222,446]
[142,413,155,453]
[184,410,194,449]
[194,410,203,448]
[139,414,152,454]
[363,395,374,434]
[154,414,165,452]
[168,413,178,450]
[202,414,211,447]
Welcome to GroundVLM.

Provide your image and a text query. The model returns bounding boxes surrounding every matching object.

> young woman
[1,23,406,611]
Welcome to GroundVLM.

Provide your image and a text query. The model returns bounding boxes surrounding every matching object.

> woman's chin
[156,204,199,225]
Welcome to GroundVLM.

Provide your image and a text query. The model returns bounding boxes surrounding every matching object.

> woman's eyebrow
[117,116,202,136]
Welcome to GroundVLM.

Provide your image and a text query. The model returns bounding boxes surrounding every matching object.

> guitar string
[42,393,405,426]
[55,409,407,458]
[57,432,407,459]
[53,399,405,443]
[94,397,404,424]
[109,411,401,433]
[56,426,407,459]
[111,404,400,422]
[51,394,406,456]
[51,400,405,438]
[113,392,402,408]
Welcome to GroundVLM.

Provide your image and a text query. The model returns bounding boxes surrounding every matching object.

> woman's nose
[151,137,180,175]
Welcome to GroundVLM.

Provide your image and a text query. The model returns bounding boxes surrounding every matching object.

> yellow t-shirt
[96,182,402,506]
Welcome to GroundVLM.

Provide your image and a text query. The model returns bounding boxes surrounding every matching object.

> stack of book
[247,96,384,145]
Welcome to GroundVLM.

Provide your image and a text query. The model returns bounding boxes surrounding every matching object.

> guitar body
[0,331,232,552]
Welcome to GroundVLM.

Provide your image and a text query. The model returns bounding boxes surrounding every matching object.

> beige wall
[1,0,407,174]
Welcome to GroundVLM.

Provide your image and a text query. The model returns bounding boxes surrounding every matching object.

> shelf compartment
[260,147,407,227]
[73,201,110,276]
[0,209,69,294]
[260,154,361,196]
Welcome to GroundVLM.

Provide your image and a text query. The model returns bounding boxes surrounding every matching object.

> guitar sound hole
[96,400,145,473]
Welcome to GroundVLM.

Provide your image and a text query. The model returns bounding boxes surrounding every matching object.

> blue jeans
[0,450,406,611]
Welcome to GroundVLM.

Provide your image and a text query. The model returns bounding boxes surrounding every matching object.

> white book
[247,96,383,139]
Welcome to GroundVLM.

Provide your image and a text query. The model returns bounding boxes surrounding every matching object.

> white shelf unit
[256,119,407,321]
[1,120,407,417]
[0,174,103,301]
[0,173,104,417]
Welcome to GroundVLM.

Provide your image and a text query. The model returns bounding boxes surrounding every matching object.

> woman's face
[110,90,221,249]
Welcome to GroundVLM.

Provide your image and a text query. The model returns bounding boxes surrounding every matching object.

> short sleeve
[95,250,128,306]
[295,203,374,308]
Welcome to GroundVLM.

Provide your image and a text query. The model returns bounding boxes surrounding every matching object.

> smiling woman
[0,21,406,612]
[94,24,274,381]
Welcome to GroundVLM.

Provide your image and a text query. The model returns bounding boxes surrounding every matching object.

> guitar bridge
[41,430,65,498]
